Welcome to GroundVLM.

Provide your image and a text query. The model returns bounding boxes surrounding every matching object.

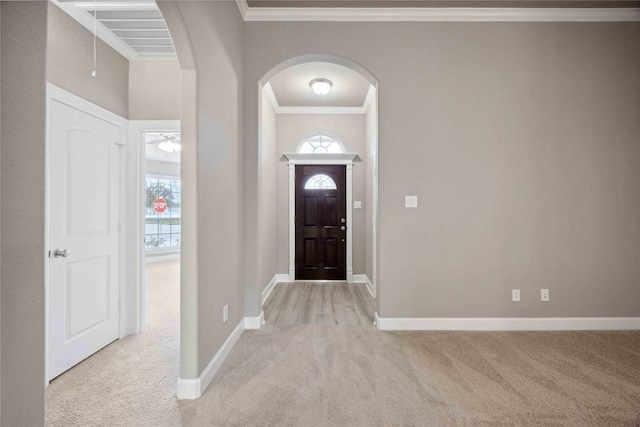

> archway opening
[256,54,379,326]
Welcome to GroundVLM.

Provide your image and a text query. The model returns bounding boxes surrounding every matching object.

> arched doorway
[254,54,379,323]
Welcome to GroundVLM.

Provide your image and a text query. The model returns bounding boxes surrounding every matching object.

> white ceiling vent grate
[52,0,176,61]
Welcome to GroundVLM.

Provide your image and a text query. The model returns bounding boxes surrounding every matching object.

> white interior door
[49,99,121,380]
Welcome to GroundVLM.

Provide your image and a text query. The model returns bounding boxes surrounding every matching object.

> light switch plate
[405,196,418,208]
[354,201,362,209]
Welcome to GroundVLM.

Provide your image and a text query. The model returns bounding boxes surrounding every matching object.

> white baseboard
[145,253,180,263]
[353,274,375,298]
[176,378,200,400]
[262,276,278,305]
[375,315,640,331]
[262,274,286,304]
[177,319,245,399]
[245,311,265,329]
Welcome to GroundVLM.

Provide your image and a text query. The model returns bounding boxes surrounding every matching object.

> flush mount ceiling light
[309,78,332,95]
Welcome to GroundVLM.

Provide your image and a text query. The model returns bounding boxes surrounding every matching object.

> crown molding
[277,106,366,114]
[262,83,368,114]
[236,1,640,22]
[262,82,281,111]
[283,153,358,165]
[236,0,250,20]
[362,85,376,112]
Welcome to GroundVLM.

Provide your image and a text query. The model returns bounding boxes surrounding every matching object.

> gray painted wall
[47,2,129,118]
[156,1,200,380]
[0,4,3,420]
[275,114,367,275]
[158,0,244,378]
[129,61,181,120]
[365,97,377,288]
[259,95,278,291]
[244,21,640,318]
[0,2,47,425]
[0,3,3,421]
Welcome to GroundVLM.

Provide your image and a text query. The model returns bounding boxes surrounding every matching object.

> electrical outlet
[541,289,549,302]
[223,304,229,323]
[512,289,520,302]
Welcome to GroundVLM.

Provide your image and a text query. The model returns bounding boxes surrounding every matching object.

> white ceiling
[268,62,371,108]
[53,0,176,61]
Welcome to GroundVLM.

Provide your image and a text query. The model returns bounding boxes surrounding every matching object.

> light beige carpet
[46,264,640,426]
[46,260,182,426]
[177,326,640,427]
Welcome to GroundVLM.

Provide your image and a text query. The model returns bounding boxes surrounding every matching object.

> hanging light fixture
[309,78,332,95]
[157,134,182,153]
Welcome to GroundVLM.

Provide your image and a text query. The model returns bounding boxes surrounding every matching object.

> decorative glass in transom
[299,134,343,154]
[304,174,337,190]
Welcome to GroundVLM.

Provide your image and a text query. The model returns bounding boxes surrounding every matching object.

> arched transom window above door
[297,131,345,154]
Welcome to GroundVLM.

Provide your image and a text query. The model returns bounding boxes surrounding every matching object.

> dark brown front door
[295,165,346,280]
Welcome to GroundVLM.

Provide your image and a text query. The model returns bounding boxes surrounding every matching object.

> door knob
[341,226,346,231]
[341,218,346,223]
[53,249,70,258]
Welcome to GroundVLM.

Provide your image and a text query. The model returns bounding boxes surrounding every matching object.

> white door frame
[45,84,129,383]
[129,120,180,333]
[284,153,357,282]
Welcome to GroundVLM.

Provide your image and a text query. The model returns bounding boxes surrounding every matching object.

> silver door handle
[53,249,70,258]
[341,226,346,231]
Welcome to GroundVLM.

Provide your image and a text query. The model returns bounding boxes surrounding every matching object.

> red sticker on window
[153,198,167,213]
